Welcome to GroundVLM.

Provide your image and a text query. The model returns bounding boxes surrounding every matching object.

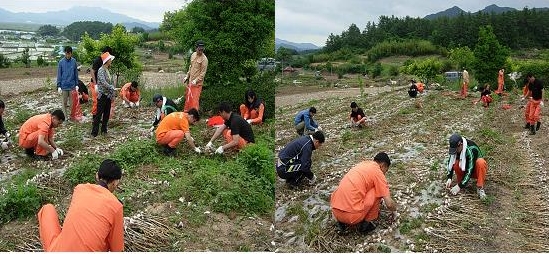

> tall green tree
[63,21,113,41]
[21,47,30,68]
[37,25,60,37]
[472,26,510,85]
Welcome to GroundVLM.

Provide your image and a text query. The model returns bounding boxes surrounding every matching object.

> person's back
[46,183,123,251]
[408,84,418,98]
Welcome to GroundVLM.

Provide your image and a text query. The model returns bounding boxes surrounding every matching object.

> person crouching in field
[120,81,140,108]
[445,133,488,200]
[330,152,397,235]
[474,84,492,108]
[0,100,12,151]
[155,109,201,156]
[276,131,324,188]
[408,80,418,98]
[206,102,255,154]
[18,110,65,160]
[349,101,367,128]
[239,89,265,125]
[37,159,124,251]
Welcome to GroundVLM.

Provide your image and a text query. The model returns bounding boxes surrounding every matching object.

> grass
[399,217,424,234]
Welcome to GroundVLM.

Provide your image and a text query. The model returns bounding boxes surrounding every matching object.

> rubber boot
[536,122,541,131]
[530,124,536,135]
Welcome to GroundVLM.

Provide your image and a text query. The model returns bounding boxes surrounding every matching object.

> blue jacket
[277,135,315,177]
[57,57,78,91]
[294,109,318,131]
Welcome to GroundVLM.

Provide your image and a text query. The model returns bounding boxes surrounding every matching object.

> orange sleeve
[120,83,130,99]
[179,114,190,133]
[251,103,265,124]
[108,205,124,251]
[37,115,52,137]
[373,171,390,198]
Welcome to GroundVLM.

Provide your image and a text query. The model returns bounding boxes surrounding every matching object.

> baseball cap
[196,40,205,47]
[448,133,462,155]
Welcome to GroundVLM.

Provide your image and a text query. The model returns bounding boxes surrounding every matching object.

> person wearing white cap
[445,133,488,200]
[91,52,115,137]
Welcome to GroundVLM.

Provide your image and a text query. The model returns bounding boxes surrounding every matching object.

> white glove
[194,147,202,153]
[450,185,460,195]
[541,101,545,107]
[51,149,59,160]
[206,141,213,150]
[191,79,197,85]
[317,126,322,131]
[1,141,8,150]
[183,75,188,83]
[55,148,64,156]
[445,179,452,188]
[4,132,10,138]
[247,119,252,124]
[75,86,79,91]
[57,87,62,94]
[215,146,224,154]
[129,102,136,108]
[135,101,140,107]
[149,126,155,133]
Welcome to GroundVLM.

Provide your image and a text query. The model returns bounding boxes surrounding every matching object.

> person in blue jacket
[276,131,325,188]
[56,46,79,119]
[294,107,320,136]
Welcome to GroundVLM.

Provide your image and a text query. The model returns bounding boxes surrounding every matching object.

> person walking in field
[155,109,201,156]
[56,46,79,120]
[18,110,65,160]
[276,131,325,188]
[183,40,208,112]
[330,152,397,235]
[524,73,544,135]
[119,81,140,108]
[349,101,367,127]
[495,68,505,95]
[461,69,469,98]
[37,159,124,251]
[239,90,265,125]
[445,133,488,200]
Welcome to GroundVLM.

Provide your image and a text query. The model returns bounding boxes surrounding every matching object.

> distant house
[283,66,295,73]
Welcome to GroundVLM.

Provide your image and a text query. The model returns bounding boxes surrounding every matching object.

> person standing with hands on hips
[183,40,208,112]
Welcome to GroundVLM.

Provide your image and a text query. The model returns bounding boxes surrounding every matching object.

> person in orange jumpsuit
[206,102,255,154]
[120,81,140,108]
[445,133,488,199]
[37,159,124,252]
[522,77,532,129]
[155,109,201,156]
[461,69,469,98]
[330,152,397,235]
[495,68,505,95]
[183,40,208,112]
[524,73,544,135]
[18,110,65,160]
[239,90,265,125]
[474,84,492,107]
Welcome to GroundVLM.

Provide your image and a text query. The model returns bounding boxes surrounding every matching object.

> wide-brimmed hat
[101,52,115,64]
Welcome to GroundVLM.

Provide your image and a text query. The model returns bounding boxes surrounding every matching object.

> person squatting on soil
[77,79,89,104]
[150,94,178,135]
[408,80,418,98]
[239,89,265,125]
[462,69,469,98]
[206,102,255,154]
[416,81,425,94]
[183,40,208,112]
[330,152,397,235]
[495,68,505,95]
[276,131,325,188]
[56,46,79,120]
[474,83,492,107]
[18,110,65,160]
[523,73,544,135]
[445,133,488,200]
[349,101,367,128]
[120,81,141,108]
[0,99,11,151]
[91,52,116,137]
[155,109,201,156]
[294,107,321,136]
[37,159,124,251]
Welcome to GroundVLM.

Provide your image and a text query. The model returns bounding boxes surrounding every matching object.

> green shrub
[110,139,160,175]
[64,153,103,186]
[237,143,275,185]
[0,183,45,224]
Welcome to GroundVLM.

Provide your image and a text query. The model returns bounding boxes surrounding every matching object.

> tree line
[324,8,549,54]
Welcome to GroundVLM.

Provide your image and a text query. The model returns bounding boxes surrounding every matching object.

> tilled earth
[0,80,273,251]
[274,85,549,252]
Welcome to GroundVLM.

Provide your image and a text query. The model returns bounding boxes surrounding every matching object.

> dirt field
[274,84,549,252]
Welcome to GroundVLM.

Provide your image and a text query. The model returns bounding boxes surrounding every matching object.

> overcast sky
[0,0,187,23]
[276,0,549,47]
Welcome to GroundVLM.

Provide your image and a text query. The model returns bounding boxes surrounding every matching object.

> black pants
[276,164,313,186]
[91,95,112,136]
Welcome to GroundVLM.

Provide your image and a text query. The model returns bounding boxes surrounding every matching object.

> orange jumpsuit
[156,112,190,148]
[119,82,140,103]
[452,158,487,188]
[184,52,208,112]
[461,70,469,98]
[331,161,390,225]
[523,84,531,123]
[18,113,55,156]
[222,129,248,149]
[37,184,124,252]
[416,82,425,93]
[239,102,265,125]
[496,69,504,94]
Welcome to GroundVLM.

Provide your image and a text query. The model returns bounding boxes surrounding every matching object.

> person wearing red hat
[445,133,488,199]
[183,40,208,112]
[91,52,115,137]
[37,159,124,251]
